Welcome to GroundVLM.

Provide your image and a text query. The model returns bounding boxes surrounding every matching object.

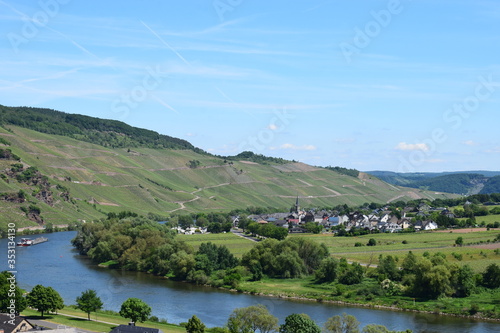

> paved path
[27,312,120,333]
[231,229,260,242]
[28,318,97,333]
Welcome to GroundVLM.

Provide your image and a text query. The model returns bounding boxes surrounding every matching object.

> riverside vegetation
[69,213,500,320]
[2,274,412,332]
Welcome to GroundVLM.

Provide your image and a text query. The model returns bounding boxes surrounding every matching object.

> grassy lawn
[178,232,255,258]
[22,307,186,333]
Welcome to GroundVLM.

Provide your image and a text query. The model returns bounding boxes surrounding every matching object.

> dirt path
[322,186,341,195]
[168,182,231,213]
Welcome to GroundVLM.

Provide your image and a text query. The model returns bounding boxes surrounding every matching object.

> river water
[0,231,498,332]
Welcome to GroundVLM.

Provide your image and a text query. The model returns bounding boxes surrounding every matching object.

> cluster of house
[239,199,455,233]
[171,198,460,235]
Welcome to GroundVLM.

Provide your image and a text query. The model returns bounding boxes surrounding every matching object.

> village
[174,197,467,235]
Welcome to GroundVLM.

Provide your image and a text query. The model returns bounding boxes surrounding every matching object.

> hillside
[0,109,458,228]
[480,175,500,194]
[367,170,500,195]
[0,105,200,151]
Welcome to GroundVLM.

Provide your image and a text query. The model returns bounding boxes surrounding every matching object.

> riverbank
[216,276,500,322]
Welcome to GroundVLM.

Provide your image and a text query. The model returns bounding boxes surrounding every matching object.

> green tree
[186,315,206,333]
[315,257,339,283]
[361,325,390,333]
[455,236,464,247]
[279,313,321,333]
[119,298,152,323]
[324,312,360,333]
[377,255,400,281]
[170,250,196,280]
[339,263,364,285]
[227,304,278,333]
[76,289,103,320]
[454,264,476,297]
[401,251,418,275]
[482,263,500,289]
[0,271,27,313]
[367,238,377,246]
[26,285,64,318]
[179,215,194,229]
[196,216,209,228]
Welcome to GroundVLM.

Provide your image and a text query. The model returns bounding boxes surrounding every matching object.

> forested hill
[367,171,500,195]
[0,105,200,151]
[480,176,500,194]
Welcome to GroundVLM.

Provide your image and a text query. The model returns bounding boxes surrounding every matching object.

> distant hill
[480,176,500,194]
[0,106,458,228]
[366,171,500,195]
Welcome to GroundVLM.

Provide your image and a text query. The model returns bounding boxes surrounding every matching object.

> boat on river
[16,237,48,246]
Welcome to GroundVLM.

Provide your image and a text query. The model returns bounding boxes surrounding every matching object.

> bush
[469,303,480,315]
[367,238,377,246]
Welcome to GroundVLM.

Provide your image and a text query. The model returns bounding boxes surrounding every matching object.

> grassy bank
[236,277,500,320]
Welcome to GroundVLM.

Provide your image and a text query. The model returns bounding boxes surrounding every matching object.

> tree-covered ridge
[222,151,291,165]
[409,173,486,194]
[0,105,200,151]
[480,176,500,194]
[367,170,500,195]
[324,166,360,178]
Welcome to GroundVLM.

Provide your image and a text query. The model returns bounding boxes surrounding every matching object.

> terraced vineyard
[0,124,458,227]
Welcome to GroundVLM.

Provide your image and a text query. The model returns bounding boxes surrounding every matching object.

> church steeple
[294,195,300,213]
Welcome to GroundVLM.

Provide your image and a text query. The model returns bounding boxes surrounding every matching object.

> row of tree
[0,276,411,333]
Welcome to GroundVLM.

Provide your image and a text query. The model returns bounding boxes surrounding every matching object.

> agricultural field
[291,229,500,272]
[181,228,500,273]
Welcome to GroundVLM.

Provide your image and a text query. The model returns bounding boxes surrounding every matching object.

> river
[0,231,498,332]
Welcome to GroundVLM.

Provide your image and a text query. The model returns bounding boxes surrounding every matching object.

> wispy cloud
[270,143,316,151]
[463,140,479,146]
[395,142,430,152]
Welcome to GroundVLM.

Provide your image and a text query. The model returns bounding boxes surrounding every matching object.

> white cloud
[486,147,500,153]
[463,140,478,146]
[395,142,430,151]
[267,124,278,130]
[270,143,316,151]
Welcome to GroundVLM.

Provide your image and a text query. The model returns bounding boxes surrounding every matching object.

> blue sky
[1,0,499,172]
